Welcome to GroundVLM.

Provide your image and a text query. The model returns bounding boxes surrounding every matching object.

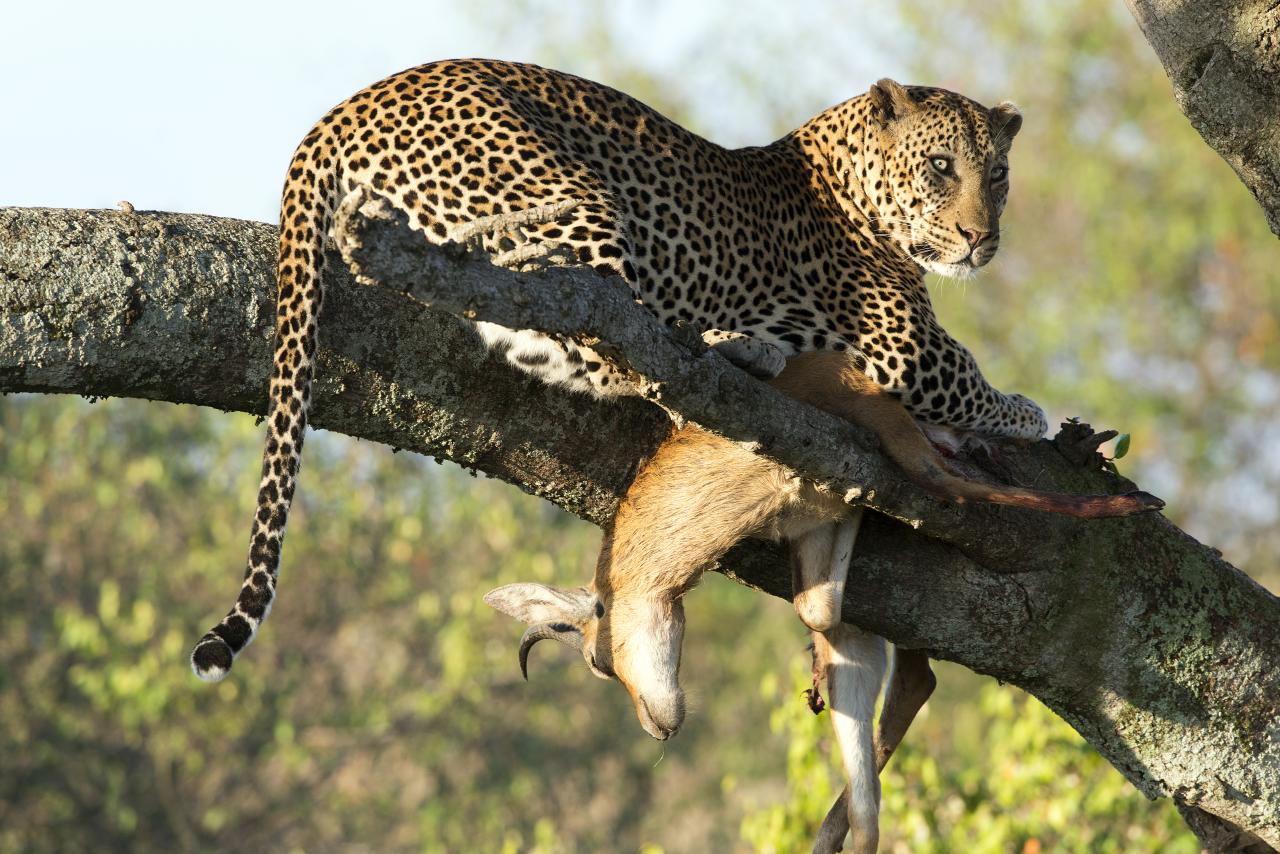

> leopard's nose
[959,226,991,248]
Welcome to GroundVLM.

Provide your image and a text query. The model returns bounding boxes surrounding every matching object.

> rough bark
[3,205,1279,848]
[1126,0,1280,238]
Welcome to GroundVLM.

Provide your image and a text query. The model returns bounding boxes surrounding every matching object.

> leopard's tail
[191,129,337,681]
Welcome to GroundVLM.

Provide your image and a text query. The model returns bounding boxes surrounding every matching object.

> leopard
[190,57,1047,681]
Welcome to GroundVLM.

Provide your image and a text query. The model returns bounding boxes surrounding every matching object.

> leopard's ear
[869,78,918,125]
[989,101,1023,144]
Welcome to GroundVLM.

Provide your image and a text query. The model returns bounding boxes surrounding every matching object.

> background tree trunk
[3,205,1279,848]
[1122,4,1280,844]
[1126,0,1280,238]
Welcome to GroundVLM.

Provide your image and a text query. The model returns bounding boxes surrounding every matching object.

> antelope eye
[991,165,1009,182]
[929,156,952,174]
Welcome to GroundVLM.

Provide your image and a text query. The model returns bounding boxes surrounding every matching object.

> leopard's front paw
[1008,393,1049,439]
[702,330,786,379]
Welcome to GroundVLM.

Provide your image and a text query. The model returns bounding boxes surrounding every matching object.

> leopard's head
[862,79,1022,278]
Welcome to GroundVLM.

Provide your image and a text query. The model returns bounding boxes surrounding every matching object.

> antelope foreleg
[809,624,886,854]
[812,647,936,854]
[792,511,863,633]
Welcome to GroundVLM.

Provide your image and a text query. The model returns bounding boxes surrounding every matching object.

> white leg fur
[828,513,859,607]
[791,510,863,632]
[819,623,887,854]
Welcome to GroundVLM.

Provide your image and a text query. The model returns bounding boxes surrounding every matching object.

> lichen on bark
[1126,0,1280,238]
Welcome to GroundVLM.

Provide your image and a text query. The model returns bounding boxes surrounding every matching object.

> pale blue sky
[1,0,901,222]
[3,1,490,218]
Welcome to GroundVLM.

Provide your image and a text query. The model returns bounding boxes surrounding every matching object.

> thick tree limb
[3,205,1279,848]
[1126,0,1280,238]
[330,190,1126,574]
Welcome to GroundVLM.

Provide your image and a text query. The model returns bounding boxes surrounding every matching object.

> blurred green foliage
[4,0,1276,851]
[0,395,808,852]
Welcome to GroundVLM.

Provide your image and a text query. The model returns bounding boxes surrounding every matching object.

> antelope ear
[869,78,917,124]
[484,583,597,625]
[990,101,1023,143]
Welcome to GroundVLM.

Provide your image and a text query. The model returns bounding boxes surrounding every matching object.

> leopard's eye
[991,164,1009,182]
[929,156,952,175]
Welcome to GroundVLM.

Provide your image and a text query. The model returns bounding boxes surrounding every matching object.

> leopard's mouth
[911,240,981,271]
[908,241,943,266]
[911,244,983,280]
[951,244,989,268]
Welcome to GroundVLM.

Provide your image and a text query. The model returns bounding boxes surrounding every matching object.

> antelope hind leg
[876,647,936,769]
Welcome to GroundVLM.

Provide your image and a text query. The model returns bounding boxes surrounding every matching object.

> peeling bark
[3,205,1279,847]
[1126,0,1280,238]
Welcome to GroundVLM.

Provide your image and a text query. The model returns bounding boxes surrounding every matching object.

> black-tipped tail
[190,607,260,682]
[189,129,334,683]
[191,635,235,682]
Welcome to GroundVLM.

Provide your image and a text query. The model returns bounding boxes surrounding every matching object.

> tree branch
[3,205,1278,847]
[1126,0,1280,238]
[330,189,1108,573]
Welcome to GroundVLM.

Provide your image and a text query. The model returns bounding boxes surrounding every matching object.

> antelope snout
[634,690,686,741]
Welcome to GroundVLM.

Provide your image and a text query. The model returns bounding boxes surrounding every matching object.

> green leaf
[1114,433,1131,459]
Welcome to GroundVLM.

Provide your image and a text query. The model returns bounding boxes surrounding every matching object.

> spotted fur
[190,59,1046,680]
